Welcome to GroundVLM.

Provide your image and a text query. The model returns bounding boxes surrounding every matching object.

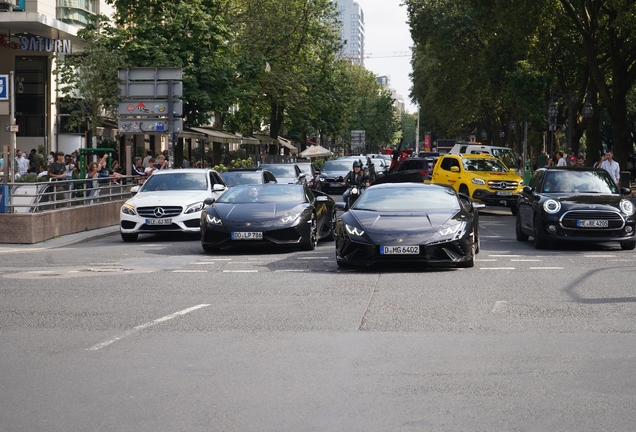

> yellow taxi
[431,153,524,214]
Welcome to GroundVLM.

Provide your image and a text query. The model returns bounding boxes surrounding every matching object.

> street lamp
[549,91,594,157]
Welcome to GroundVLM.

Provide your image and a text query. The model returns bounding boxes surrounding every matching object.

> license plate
[329,182,341,188]
[496,191,513,196]
[146,218,172,225]
[577,219,608,228]
[380,245,420,255]
[232,232,263,240]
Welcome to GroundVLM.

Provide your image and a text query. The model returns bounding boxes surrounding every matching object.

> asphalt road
[1,205,636,431]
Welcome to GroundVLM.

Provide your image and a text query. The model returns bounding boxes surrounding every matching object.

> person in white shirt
[556,152,568,166]
[15,150,29,176]
[600,150,621,185]
[144,159,157,176]
[142,150,153,168]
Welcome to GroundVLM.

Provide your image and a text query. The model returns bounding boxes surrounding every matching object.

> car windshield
[323,160,353,172]
[262,165,297,178]
[216,184,306,204]
[353,187,460,212]
[463,158,509,172]
[542,170,618,194]
[221,171,262,186]
[141,172,208,191]
[491,149,519,169]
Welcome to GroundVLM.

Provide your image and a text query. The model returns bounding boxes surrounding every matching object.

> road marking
[298,257,328,259]
[584,255,616,258]
[275,269,304,272]
[172,270,208,273]
[223,270,258,273]
[227,261,262,264]
[510,259,542,262]
[479,267,515,270]
[489,255,521,257]
[480,235,501,238]
[477,259,497,262]
[87,304,211,351]
[492,301,507,312]
[192,262,215,265]
[530,267,563,270]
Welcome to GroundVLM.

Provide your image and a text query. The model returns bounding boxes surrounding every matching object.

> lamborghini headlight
[345,224,365,237]
[428,221,466,244]
[280,213,301,224]
[206,214,223,225]
[121,203,136,216]
[620,199,634,216]
[185,201,204,214]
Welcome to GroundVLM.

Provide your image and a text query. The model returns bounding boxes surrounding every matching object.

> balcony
[57,0,96,26]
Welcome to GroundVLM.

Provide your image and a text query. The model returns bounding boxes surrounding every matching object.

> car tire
[459,184,469,196]
[533,215,549,249]
[202,243,220,253]
[121,232,138,242]
[620,241,636,250]
[516,213,529,241]
[510,205,518,216]
[323,209,337,242]
[458,239,476,268]
[302,214,317,251]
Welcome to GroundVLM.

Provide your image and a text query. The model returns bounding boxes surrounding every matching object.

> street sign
[118,100,183,116]
[119,81,183,98]
[118,118,183,134]
[9,124,18,132]
[0,75,8,101]
[118,67,182,81]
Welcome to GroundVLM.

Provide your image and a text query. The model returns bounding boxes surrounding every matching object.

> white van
[448,144,520,172]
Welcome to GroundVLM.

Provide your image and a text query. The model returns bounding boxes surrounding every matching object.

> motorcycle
[344,185,365,210]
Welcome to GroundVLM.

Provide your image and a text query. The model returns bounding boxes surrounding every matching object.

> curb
[0,225,120,253]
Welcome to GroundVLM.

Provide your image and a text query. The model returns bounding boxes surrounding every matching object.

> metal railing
[3,176,137,213]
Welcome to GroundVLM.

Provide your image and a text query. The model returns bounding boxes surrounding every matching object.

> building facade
[0,0,114,155]
[333,0,365,65]
[377,75,405,112]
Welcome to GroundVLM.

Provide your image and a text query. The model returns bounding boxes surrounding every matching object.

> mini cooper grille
[137,206,183,218]
[560,210,624,229]
[487,180,518,190]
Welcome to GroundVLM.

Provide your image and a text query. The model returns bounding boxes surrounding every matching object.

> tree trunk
[584,82,602,166]
[269,101,285,155]
[608,83,630,168]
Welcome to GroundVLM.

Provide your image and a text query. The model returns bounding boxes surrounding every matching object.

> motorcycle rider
[341,160,370,208]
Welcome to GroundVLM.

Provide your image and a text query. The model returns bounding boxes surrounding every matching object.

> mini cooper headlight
[543,199,561,214]
[185,201,204,214]
[280,213,301,224]
[620,199,634,215]
[472,178,485,185]
[345,224,365,237]
[121,203,136,216]
[206,214,223,225]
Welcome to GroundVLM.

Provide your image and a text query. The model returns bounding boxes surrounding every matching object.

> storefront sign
[0,34,72,54]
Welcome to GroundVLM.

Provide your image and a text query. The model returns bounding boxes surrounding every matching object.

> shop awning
[190,127,241,144]
[278,137,299,153]
[235,133,261,145]
[253,133,279,146]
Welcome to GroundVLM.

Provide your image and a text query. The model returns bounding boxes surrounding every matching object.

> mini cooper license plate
[146,218,172,225]
[232,232,263,240]
[577,219,608,228]
[380,246,420,255]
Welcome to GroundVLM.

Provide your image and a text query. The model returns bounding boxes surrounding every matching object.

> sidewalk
[0,225,119,254]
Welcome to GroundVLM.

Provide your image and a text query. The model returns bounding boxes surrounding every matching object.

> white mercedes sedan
[120,168,227,242]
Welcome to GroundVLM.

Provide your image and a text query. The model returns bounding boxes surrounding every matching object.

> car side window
[440,158,457,171]
[529,171,543,190]
[211,173,225,186]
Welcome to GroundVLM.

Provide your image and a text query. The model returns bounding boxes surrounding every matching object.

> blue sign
[0,75,8,101]
[0,185,7,213]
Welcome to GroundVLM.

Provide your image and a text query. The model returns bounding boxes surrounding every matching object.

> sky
[360,0,416,114]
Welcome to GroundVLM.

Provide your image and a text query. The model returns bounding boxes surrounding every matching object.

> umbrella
[300,145,333,158]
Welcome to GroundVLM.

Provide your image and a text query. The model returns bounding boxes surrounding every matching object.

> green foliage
[213,157,254,172]
[312,159,326,172]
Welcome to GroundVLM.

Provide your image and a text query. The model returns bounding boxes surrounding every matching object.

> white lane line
[510,259,542,262]
[489,255,521,257]
[27,270,58,273]
[584,255,616,258]
[610,259,633,262]
[206,258,232,261]
[479,235,501,238]
[172,270,208,273]
[477,259,498,262]
[479,267,515,270]
[227,261,262,264]
[192,262,215,265]
[530,267,563,270]
[223,270,258,273]
[87,304,211,351]
[298,257,328,259]
[275,269,304,272]
[492,301,507,313]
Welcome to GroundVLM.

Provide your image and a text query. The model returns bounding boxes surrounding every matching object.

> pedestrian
[556,152,568,167]
[142,150,153,168]
[593,153,605,168]
[155,154,168,170]
[15,149,29,177]
[538,151,547,168]
[547,157,555,167]
[600,150,621,185]
[576,156,585,167]
[132,157,145,183]
[48,151,66,181]
[144,158,157,176]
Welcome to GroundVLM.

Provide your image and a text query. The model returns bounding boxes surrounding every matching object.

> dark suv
[371,157,438,185]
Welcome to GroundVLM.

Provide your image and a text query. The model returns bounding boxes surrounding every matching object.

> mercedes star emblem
[154,207,165,217]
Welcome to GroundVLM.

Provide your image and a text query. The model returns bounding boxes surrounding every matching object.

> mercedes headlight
[543,199,561,214]
[206,214,223,225]
[620,199,634,216]
[471,178,485,185]
[185,201,204,214]
[345,224,365,237]
[121,203,136,216]
[280,213,301,224]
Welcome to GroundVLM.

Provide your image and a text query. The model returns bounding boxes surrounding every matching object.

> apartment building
[333,0,365,65]
[377,75,405,112]
[0,0,114,153]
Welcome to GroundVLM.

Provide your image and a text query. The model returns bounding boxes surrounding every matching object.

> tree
[53,15,123,143]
